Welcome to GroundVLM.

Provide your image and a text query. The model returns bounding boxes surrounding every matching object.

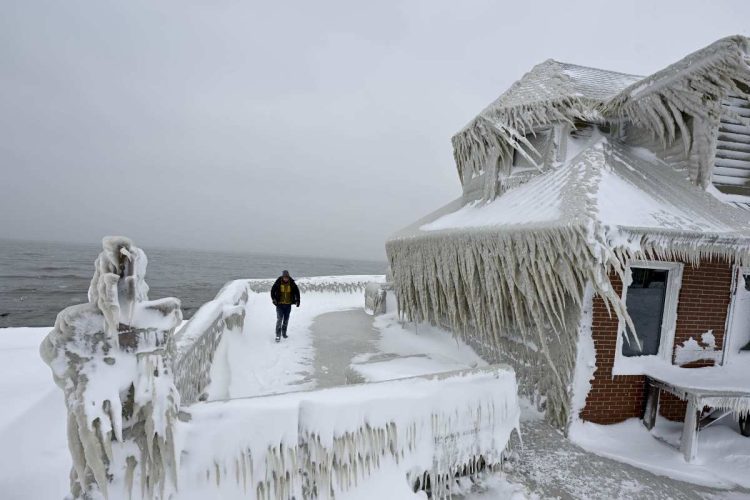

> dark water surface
[0,239,385,328]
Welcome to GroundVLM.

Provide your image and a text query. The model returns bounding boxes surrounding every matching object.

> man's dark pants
[275,304,292,338]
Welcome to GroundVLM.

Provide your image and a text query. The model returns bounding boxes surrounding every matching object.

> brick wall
[580,259,733,424]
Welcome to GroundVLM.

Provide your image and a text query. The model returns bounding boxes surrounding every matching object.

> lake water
[0,239,386,328]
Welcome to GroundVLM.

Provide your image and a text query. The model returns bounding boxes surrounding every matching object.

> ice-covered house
[387,36,750,433]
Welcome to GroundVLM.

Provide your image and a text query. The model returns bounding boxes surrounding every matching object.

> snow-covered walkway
[206,287,487,399]
[511,417,749,499]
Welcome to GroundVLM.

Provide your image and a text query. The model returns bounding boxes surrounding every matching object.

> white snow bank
[178,365,520,499]
[350,311,486,382]
[0,327,68,499]
[570,417,750,489]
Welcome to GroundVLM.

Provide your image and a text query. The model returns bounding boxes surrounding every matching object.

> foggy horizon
[3,0,749,261]
[0,235,386,264]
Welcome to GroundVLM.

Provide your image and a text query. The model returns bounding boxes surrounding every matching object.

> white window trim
[613,261,684,373]
[722,265,750,365]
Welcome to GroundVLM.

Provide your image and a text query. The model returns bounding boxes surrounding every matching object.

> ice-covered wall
[177,365,519,500]
[173,280,249,405]
[40,236,183,499]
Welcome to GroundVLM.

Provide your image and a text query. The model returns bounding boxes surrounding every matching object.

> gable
[713,92,750,196]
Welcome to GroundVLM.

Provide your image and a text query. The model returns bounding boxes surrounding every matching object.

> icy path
[208,290,487,399]
[207,291,366,399]
[510,416,750,499]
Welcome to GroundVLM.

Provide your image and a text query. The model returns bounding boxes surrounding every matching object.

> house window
[622,268,668,356]
[512,129,551,170]
[619,262,683,361]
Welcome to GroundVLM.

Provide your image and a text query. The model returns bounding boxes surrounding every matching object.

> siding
[713,94,750,195]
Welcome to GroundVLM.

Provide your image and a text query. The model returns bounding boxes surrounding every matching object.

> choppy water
[0,239,385,328]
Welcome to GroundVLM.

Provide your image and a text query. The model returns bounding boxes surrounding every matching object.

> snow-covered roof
[453,36,750,186]
[471,60,641,127]
[409,137,750,244]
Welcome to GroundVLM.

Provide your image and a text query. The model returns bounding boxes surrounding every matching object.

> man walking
[270,270,300,342]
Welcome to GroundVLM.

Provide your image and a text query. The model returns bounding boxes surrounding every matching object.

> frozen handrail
[244,275,384,294]
[173,279,250,405]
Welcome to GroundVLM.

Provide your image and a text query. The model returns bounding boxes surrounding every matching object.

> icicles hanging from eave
[452,97,599,189]
[603,36,750,182]
[611,229,750,269]
[385,223,628,428]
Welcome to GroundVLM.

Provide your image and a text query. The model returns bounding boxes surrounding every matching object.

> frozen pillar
[40,236,183,499]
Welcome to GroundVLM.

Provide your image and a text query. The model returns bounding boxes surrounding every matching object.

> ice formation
[605,36,750,186]
[173,280,249,405]
[40,237,183,499]
[364,281,389,315]
[453,36,750,198]
[387,35,750,430]
[245,275,381,295]
[178,365,520,499]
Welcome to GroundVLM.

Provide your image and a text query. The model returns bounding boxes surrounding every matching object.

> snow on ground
[0,327,69,500]
[3,290,747,499]
[206,290,365,399]
[570,416,750,490]
[350,311,487,382]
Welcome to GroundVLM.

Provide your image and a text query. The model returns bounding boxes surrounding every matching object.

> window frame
[511,128,552,171]
[615,260,684,364]
[722,265,750,365]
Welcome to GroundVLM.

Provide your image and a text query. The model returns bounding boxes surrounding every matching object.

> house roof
[396,135,750,248]
[453,36,750,187]
[472,60,641,128]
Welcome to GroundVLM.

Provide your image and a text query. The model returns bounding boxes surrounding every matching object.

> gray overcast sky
[2,1,749,261]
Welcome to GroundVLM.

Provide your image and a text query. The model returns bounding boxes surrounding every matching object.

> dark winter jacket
[271,277,300,306]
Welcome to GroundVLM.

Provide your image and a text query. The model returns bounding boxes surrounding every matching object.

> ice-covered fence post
[364,282,390,315]
[40,236,183,499]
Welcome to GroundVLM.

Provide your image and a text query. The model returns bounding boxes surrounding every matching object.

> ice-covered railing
[244,275,384,294]
[177,365,520,499]
[173,279,250,405]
